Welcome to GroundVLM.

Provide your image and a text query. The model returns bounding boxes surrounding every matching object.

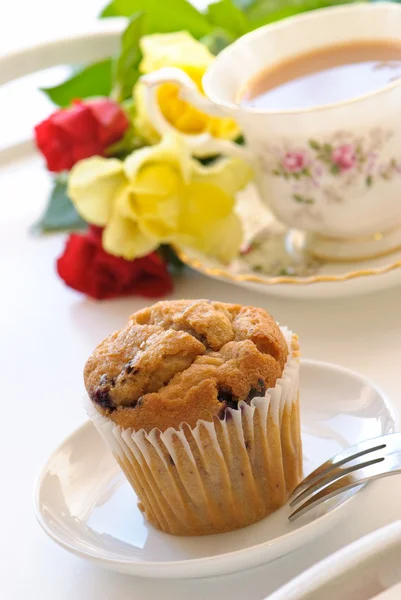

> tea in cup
[142,3,401,261]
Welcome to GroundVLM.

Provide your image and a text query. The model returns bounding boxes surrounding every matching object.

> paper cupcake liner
[87,328,302,536]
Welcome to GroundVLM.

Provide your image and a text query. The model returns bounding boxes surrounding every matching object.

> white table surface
[1,145,401,600]
[1,3,401,598]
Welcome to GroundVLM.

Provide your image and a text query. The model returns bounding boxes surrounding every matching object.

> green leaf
[330,164,341,175]
[41,59,113,107]
[309,139,320,150]
[244,0,359,27]
[206,0,250,37]
[113,12,144,102]
[366,175,373,187]
[196,154,221,166]
[32,180,87,234]
[99,0,213,37]
[233,0,254,9]
[100,1,120,16]
[158,245,185,274]
[293,193,314,204]
[201,28,235,55]
[105,127,147,158]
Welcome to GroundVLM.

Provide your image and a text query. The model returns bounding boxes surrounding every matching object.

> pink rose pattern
[331,144,356,172]
[266,131,401,205]
[282,151,308,172]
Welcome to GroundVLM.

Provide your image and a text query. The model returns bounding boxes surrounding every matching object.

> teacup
[142,3,401,261]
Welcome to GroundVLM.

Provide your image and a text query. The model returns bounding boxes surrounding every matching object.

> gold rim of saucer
[174,246,401,286]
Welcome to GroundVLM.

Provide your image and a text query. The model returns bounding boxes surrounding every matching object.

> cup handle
[140,67,251,161]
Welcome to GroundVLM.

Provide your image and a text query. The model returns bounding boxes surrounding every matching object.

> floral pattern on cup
[331,144,356,172]
[282,151,309,173]
[261,128,401,206]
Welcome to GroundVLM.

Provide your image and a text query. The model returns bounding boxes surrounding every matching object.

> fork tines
[288,432,400,522]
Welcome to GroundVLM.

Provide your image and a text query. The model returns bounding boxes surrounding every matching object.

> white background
[1,2,401,599]
[0,0,206,149]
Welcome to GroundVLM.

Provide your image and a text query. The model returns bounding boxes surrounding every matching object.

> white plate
[268,521,401,600]
[34,360,396,579]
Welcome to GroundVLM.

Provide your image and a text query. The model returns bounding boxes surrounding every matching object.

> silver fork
[289,432,401,522]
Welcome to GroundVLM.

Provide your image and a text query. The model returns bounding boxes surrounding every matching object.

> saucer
[34,360,396,579]
[176,186,401,299]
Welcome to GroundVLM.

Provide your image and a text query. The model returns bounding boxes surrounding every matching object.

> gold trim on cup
[315,221,401,244]
[308,222,401,263]
[309,243,401,265]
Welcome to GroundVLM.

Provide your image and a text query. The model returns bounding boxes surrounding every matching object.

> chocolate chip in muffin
[248,378,267,401]
[125,359,139,375]
[93,387,115,412]
[85,300,288,432]
[217,388,239,409]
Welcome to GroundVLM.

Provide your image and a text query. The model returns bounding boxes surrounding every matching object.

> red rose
[34,99,129,172]
[57,227,173,300]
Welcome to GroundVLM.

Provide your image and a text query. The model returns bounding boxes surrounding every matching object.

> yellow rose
[68,133,251,263]
[134,32,240,144]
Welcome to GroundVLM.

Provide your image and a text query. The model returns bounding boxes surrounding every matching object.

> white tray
[268,521,401,600]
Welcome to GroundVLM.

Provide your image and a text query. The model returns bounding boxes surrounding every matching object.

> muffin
[85,300,302,536]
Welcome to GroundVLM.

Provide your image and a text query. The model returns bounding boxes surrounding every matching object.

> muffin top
[85,300,288,433]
